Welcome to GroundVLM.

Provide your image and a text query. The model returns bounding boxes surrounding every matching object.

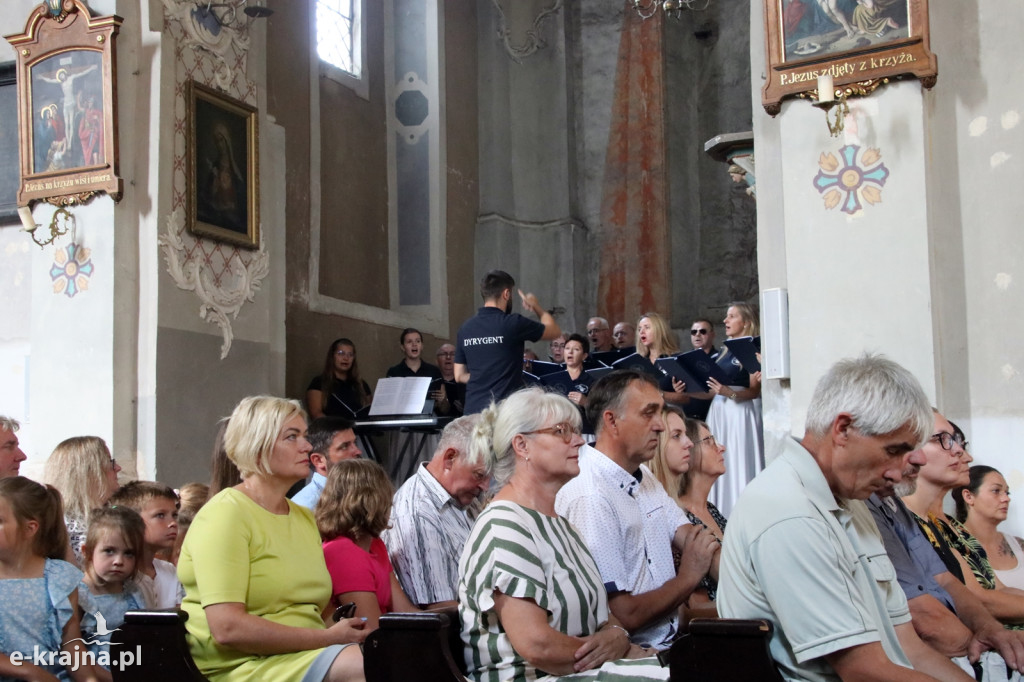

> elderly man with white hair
[719,354,976,681]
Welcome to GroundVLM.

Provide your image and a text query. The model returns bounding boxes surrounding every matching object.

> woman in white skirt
[705,302,763,517]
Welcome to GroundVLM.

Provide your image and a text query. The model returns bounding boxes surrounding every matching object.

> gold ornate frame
[762,0,937,115]
[186,80,260,249]
[5,0,122,207]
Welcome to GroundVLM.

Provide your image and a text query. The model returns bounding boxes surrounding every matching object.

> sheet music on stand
[369,377,432,416]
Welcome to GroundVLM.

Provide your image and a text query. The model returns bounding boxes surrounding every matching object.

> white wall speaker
[760,288,790,380]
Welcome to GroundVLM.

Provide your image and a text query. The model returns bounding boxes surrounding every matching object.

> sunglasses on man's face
[690,329,710,336]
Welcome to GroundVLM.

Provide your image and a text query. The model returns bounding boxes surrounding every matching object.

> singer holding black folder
[636,312,689,406]
[306,338,373,419]
[706,303,764,516]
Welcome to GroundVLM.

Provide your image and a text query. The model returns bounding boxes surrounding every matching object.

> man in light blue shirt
[291,416,361,509]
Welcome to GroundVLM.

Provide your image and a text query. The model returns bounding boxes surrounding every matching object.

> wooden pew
[664,617,785,682]
[109,610,207,682]
[363,611,468,682]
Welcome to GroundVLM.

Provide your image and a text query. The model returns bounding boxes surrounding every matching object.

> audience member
[208,419,241,498]
[383,415,485,609]
[179,396,366,681]
[956,465,1024,590]
[635,313,687,406]
[683,318,719,421]
[387,328,449,414]
[108,481,183,609]
[586,317,614,353]
[718,353,969,680]
[706,302,763,516]
[436,343,465,417]
[460,387,668,680]
[292,417,361,510]
[78,506,146,676]
[317,459,421,632]
[0,476,97,682]
[555,370,717,649]
[307,338,372,419]
[454,270,560,414]
[172,482,209,564]
[675,419,728,605]
[0,416,26,479]
[868,448,1024,678]
[612,321,636,349]
[45,435,122,566]
[548,333,569,363]
[901,415,1024,626]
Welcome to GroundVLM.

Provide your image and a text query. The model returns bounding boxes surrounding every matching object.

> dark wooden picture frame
[0,62,18,223]
[762,0,937,115]
[5,0,122,206]
[186,80,260,249]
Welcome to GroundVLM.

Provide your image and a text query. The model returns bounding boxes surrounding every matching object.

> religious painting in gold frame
[186,80,260,249]
[762,0,937,115]
[5,0,123,207]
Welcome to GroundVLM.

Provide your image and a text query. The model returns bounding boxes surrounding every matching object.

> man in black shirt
[454,270,560,414]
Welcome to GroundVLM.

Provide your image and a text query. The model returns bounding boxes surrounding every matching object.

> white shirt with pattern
[383,462,475,605]
[554,444,689,649]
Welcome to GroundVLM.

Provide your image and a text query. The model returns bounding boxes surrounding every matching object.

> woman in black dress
[306,338,372,419]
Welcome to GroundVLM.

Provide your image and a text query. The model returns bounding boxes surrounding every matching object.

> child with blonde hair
[0,476,99,681]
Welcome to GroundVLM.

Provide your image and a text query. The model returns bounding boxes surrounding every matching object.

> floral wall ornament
[490,0,563,63]
[162,0,249,91]
[159,208,269,359]
[813,144,889,214]
[50,242,93,298]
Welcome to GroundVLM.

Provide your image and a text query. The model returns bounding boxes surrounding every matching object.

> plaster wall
[277,1,479,399]
[751,1,1024,534]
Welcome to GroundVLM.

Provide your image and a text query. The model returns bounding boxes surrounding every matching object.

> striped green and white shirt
[458,501,668,682]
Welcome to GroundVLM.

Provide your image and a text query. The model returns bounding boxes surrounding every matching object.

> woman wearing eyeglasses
[899,418,1024,629]
[705,302,763,517]
[307,338,373,420]
[954,465,1024,591]
[458,387,668,680]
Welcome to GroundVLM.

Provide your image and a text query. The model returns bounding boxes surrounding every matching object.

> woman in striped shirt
[458,387,669,681]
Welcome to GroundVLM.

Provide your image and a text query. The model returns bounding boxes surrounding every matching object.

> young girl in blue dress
[77,507,145,675]
[0,476,98,682]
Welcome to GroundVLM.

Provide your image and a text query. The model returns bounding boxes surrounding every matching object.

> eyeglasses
[690,329,710,336]
[335,350,355,358]
[523,422,582,444]
[930,432,965,453]
[696,434,718,448]
[437,352,455,358]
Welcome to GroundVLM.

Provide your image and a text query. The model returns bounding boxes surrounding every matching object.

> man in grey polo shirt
[383,415,486,609]
[718,354,974,681]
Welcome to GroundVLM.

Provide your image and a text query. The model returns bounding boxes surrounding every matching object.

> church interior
[1,0,1021,532]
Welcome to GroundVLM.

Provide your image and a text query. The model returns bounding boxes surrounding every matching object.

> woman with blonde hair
[45,435,121,566]
[179,395,367,682]
[705,302,763,516]
[635,312,688,406]
[458,387,668,680]
[317,459,420,632]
